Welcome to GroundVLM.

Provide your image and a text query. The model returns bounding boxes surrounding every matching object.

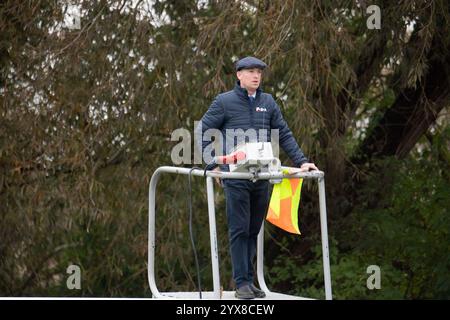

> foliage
[268,129,450,299]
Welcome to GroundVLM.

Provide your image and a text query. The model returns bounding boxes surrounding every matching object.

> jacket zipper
[249,96,254,127]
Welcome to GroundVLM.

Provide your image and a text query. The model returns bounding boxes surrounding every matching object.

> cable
[188,166,203,299]
[203,160,216,178]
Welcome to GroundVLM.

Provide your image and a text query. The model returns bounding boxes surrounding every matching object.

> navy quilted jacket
[196,81,308,170]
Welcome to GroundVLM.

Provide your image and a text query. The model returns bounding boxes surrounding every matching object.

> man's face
[237,68,263,93]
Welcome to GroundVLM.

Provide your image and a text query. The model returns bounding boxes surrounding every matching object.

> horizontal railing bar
[153,166,324,180]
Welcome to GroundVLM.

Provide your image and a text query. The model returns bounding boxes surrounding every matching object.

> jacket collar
[234,81,263,99]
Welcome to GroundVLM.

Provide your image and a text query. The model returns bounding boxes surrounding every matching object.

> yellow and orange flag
[266,170,303,234]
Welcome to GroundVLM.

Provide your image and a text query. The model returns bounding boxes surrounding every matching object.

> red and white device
[214,150,247,164]
[213,142,282,183]
[227,142,281,176]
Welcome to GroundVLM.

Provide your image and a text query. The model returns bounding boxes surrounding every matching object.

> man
[196,56,318,299]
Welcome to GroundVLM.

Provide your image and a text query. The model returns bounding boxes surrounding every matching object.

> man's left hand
[288,163,319,174]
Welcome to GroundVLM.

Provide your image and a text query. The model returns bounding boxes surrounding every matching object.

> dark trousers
[223,179,269,288]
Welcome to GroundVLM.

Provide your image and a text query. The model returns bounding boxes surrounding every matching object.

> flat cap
[235,56,267,71]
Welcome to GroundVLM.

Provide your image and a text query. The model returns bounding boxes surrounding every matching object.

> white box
[228,142,274,172]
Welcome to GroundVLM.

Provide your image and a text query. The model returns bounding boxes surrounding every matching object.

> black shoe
[234,285,255,300]
[249,284,266,298]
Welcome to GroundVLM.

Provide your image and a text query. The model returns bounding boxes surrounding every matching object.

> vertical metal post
[148,169,162,298]
[256,221,270,292]
[206,176,221,299]
[318,177,333,300]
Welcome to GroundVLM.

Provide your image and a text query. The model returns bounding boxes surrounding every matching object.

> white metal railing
[148,166,332,300]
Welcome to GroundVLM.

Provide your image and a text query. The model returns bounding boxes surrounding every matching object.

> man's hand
[212,167,222,186]
[288,163,319,174]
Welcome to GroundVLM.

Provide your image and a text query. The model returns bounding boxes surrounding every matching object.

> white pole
[148,168,162,298]
[318,177,333,300]
[206,176,221,299]
[257,221,270,292]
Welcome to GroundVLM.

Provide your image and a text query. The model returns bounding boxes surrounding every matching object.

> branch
[353,33,450,163]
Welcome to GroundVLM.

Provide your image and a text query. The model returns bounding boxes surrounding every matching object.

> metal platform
[155,291,312,300]
[148,166,332,300]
